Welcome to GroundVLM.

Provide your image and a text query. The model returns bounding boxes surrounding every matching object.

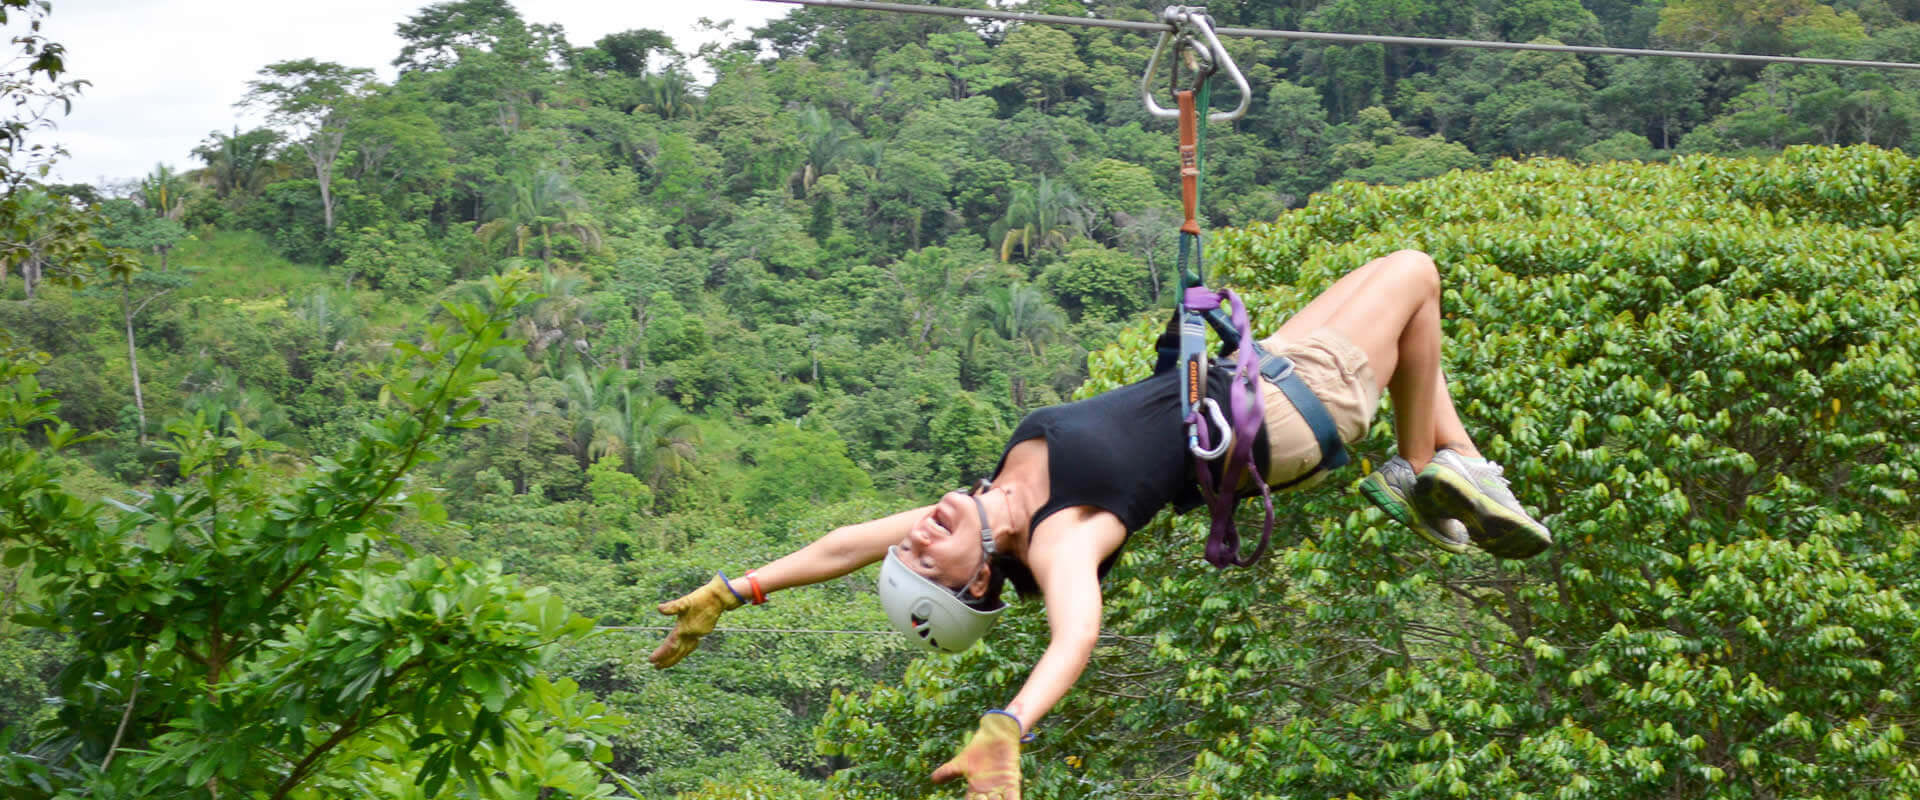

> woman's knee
[1373,249,1439,298]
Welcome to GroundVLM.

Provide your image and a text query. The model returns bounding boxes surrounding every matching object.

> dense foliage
[4,0,1920,796]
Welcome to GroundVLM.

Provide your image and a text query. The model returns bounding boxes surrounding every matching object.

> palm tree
[560,363,625,469]
[639,69,700,121]
[965,283,1067,410]
[518,267,593,372]
[597,388,699,489]
[990,175,1088,262]
[476,168,605,264]
[138,164,190,223]
[180,364,294,443]
[792,104,853,196]
[193,127,284,203]
[562,364,700,487]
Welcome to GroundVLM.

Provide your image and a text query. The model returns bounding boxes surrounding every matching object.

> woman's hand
[648,574,744,669]
[930,712,1023,800]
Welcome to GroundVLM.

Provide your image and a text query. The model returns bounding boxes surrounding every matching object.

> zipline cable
[595,625,1141,641]
[750,0,1920,72]
[598,625,904,635]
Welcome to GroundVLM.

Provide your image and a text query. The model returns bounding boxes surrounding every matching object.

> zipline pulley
[1140,7,1250,123]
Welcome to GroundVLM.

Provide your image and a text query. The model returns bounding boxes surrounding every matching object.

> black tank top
[993,366,1267,578]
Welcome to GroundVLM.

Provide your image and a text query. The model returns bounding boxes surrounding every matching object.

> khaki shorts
[1255,327,1380,490]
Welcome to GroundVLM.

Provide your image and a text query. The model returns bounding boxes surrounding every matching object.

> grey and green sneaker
[1357,455,1471,554]
[1411,450,1553,559]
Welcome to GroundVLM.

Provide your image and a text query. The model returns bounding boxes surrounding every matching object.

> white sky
[27,0,793,186]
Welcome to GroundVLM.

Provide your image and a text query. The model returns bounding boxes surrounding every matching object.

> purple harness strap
[1182,287,1277,567]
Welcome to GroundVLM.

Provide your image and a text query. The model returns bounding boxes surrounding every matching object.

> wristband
[716,571,750,605]
[744,570,768,605]
[985,708,1038,743]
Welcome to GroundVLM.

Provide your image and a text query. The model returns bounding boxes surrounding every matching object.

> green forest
[4,0,1920,796]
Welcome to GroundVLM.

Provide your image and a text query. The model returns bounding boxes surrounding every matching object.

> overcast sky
[26,0,794,186]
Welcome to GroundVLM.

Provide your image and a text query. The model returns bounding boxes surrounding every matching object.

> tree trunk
[304,128,346,231]
[123,281,148,445]
[317,166,335,230]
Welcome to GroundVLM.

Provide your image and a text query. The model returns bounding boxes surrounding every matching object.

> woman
[647,249,1552,798]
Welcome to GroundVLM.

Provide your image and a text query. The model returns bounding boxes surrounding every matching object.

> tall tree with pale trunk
[241,59,375,232]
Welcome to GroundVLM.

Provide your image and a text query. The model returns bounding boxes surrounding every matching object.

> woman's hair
[966,553,1040,610]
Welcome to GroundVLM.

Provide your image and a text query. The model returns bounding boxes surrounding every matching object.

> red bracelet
[744,571,768,605]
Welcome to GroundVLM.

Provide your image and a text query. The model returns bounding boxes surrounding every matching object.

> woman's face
[898,487,998,596]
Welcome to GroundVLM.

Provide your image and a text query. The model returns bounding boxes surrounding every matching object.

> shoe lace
[1480,460,1508,487]
[1466,457,1516,496]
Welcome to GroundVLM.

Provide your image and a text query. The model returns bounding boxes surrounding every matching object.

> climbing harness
[1145,7,1348,568]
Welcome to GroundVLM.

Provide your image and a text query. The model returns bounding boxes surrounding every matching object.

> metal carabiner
[1140,6,1251,122]
[1187,397,1234,460]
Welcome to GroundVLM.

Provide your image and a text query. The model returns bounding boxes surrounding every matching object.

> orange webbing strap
[1177,89,1201,235]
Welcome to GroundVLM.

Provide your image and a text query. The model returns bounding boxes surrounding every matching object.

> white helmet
[876,484,1005,653]
[878,547,1004,653]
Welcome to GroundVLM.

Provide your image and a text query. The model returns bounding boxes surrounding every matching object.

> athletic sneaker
[1357,455,1470,554]
[1411,450,1553,559]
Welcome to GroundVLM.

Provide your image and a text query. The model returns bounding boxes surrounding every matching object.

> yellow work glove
[930,712,1024,800]
[648,573,744,669]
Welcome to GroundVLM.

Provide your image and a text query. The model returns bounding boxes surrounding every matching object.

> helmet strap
[967,482,997,600]
[970,480,997,559]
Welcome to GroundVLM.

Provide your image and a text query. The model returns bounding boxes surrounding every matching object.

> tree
[1655,0,1854,54]
[886,245,995,352]
[925,31,1006,100]
[0,0,84,194]
[1070,157,1170,238]
[0,275,626,797]
[965,283,1067,409]
[992,24,1084,112]
[392,0,530,73]
[1334,108,1481,184]
[587,28,674,77]
[241,59,376,231]
[476,168,606,263]
[1595,57,1707,150]
[1493,0,1605,42]
[792,104,854,196]
[1467,43,1595,157]
[639,68,701,121]
[1041,242,1150,320]
[1116,207,1178,304]
[96,198,189,444]
[340,221,447,297]
[340,87,454,216]
[735,424,872,519]
[598,387,700,490]
[991,176,1088,263]
[136,163,189,225]
[191,126,284,204]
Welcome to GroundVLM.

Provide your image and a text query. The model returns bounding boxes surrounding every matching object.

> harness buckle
[1252,344,1296,383]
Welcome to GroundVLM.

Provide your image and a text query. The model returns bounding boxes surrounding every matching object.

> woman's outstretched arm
[648,503,930,669]
[744,504,933,594]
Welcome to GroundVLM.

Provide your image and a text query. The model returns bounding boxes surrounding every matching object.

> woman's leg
[1432,369,1479,459]
[1286,251,1550,558]
[1275,250,1447,469]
